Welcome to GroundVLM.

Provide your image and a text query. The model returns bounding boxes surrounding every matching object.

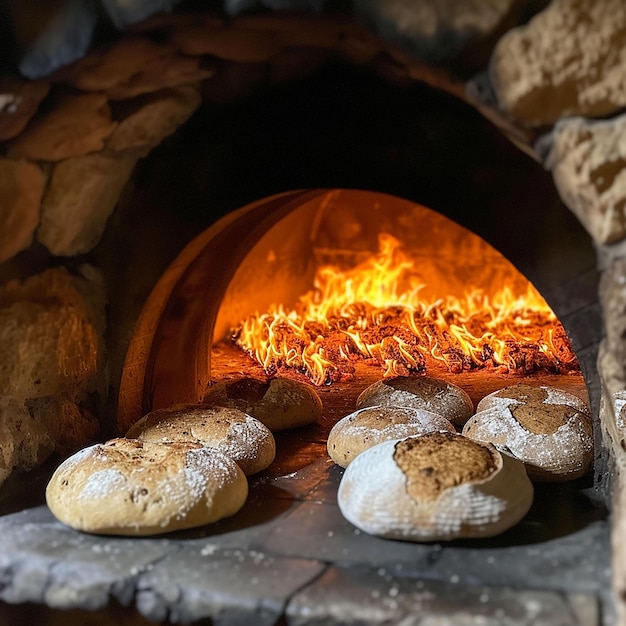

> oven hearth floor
[0,356,612,625]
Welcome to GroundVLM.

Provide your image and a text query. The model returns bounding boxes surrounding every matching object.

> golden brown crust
[394,432,499,502]
[126,404,276,475]
[326,405,456,467]
[45,438,248,535]
[356,375,474,426]
[203,377,322,431]
[509,403,576,435]
[463,385,594,482]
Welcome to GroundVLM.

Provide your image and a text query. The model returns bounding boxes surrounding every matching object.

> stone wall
[1,0,626,622]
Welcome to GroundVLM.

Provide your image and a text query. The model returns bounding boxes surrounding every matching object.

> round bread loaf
[203,377,322,431]
[463,388,593,482]
[327,405,455,467]
[126,404,276,476]
[356,376,474,426]
[338,431,533,541]
[46,438,248,536]
[476,383,589,415]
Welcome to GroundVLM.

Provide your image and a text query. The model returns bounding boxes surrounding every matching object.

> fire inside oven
[209,189,584,413]
[114,186,591,492]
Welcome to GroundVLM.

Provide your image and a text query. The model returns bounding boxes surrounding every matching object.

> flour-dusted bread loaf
[203,377,323,431]
[338,432,533,542]
[356,376,474,426]
[327,405,455,467]
[126,404,276,475]
[463,385,593,482]
[476,383,589,416]
[45,438,248,536]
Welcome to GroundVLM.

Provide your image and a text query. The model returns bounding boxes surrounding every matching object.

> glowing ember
[232,234,577,385]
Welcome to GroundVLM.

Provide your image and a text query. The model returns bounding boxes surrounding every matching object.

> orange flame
[233,234,577,385]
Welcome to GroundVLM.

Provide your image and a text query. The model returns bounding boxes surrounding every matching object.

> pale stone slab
[287,565,600,626]
[0,506,173,609]
[540,115,626,245]
[107,86,201,153]
[489,0,626,126]
[0,269,101,400]
[0,158,46,264]
[38,152,138,255]
[8,93,117,162]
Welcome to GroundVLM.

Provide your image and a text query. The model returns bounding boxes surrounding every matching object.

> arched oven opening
[119,185,598,485]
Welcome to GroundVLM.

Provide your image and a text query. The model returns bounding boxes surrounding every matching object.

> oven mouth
[118,185,606,528]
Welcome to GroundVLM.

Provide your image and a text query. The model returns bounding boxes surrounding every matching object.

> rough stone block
[599,257,626,394]
[16,0,98,79]
[354,0,516,62]
[28,395,100,457]
[489,0,626,126]
[38,152,138,256]
[0,159,46,265]
[172,24,282,62]
[539,115,626,245]
[56,36,177,91]
[106,86,201,153]
[8,93,117,162]
[106,55,214,100]
[0,268,101,400]
[0,76,50,141]
[234,13,342,49]
[0,398,54,487]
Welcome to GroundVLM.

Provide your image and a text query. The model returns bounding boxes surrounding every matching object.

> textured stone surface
[16,0,98,79]
[172,24,283,62]
[489,0,626,126]
[106,54,214,100]
[38,152,138,256]
[539,115,626,245]
[286,565,599,626]
[28,396,100,458]
[599,257,626,394]
[56,36,177,91]
[0,483,610,624]
[101,0,184,29]
[0,399,54,487]
[107,86,201,153]
[8,93,117,162]
[0,507,172,609]
[0,159,46,265]
[135,544,325,624]
[0,394,99,491]
[354,0,516,62]
[0,268,101,399]
[261,496,609,595]
[234,13,342,49]
[0,76,50,141]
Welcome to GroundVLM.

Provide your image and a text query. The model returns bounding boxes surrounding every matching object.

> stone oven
[0,1,624,624]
